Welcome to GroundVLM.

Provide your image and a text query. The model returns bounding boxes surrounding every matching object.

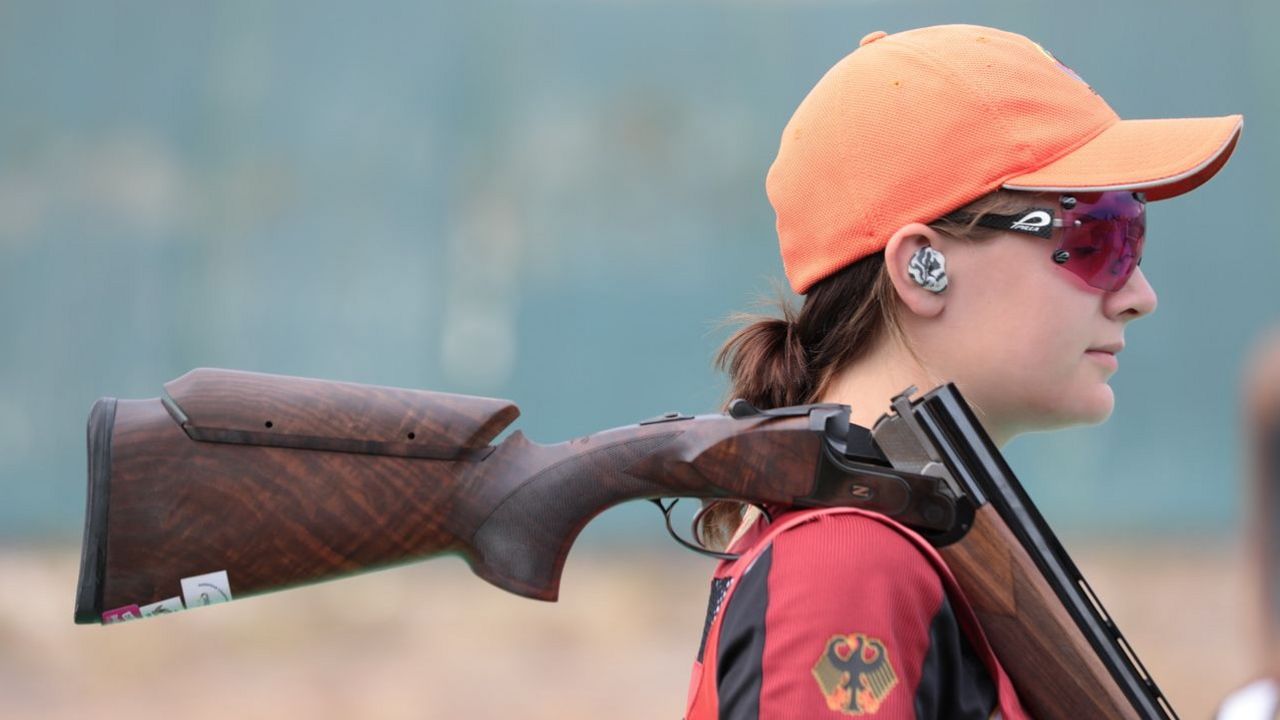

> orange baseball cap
[766,24,1243,295]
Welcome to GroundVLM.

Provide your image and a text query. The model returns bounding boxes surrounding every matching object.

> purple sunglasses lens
[1058,192,1146,292]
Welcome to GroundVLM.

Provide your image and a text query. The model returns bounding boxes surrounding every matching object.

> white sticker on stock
[140,596,186,617]
[180,570,233,608]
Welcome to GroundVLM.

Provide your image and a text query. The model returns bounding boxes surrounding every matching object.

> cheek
[942,240,1106,416]
[996,299,1115,423]
[982,289,1079,369]
[990,249,1096,370]
[966,289,1094,404]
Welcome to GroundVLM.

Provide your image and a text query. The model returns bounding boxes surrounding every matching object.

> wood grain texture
[90,380,832,617]
[103,398,479,611]
[165,368,519,459]
[940,505,1139,720]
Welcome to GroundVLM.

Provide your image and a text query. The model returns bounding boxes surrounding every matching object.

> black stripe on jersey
[698,577,733,663]
[716,546,772,720]
[913,593,998,719]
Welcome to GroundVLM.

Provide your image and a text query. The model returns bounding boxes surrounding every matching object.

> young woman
[683,24,1242,719]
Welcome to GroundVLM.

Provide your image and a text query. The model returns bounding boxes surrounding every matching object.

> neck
[818,340,1012,450]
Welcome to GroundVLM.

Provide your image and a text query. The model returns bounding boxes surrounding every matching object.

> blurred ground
[0,539,1264,719]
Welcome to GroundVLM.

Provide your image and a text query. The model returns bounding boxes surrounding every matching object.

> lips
[1085,349,1119,369]
[1087,343,1124,354]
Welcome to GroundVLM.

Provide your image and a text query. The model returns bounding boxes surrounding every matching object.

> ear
[884,223,951,319]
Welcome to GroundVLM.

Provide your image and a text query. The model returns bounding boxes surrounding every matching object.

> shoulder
[721,509,950,644]
[755,509,947,599]
[767,507,934,552]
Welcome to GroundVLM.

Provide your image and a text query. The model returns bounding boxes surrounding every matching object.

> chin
[1025,384,1115,433]
[1069,384,1116,426]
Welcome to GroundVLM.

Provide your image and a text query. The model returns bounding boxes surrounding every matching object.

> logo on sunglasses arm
[1010,209,1055,238]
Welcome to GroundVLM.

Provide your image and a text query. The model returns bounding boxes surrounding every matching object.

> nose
[1108,266,1158,320]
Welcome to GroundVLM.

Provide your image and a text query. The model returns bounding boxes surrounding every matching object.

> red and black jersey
[685,507,1029,719]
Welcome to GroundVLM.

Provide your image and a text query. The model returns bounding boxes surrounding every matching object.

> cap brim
[1002,115,1242,201]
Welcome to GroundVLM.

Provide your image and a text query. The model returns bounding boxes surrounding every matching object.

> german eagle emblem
[811,632,899,715]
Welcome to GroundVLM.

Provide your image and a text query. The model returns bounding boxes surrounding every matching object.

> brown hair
[698,189,1042,550]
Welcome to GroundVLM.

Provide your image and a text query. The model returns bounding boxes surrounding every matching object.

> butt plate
[74,397,116,624]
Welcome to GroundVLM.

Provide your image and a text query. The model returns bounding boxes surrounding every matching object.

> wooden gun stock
[76,367,523,623]
[77,368,882,622]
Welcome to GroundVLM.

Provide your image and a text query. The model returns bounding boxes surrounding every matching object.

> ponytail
[712,295,812,411]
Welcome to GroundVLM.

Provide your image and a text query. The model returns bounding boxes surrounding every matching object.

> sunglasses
[944,191,1146,292]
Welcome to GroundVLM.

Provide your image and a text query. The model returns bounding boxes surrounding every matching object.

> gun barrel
[913,384,1177,720]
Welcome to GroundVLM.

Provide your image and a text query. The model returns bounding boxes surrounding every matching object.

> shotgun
[74,367,1175,719]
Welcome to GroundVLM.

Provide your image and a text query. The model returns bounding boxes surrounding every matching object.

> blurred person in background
[1216,329,1280,720]
[683,24,1242,719]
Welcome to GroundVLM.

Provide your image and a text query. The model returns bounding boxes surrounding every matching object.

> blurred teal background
[1,0,1277,544]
